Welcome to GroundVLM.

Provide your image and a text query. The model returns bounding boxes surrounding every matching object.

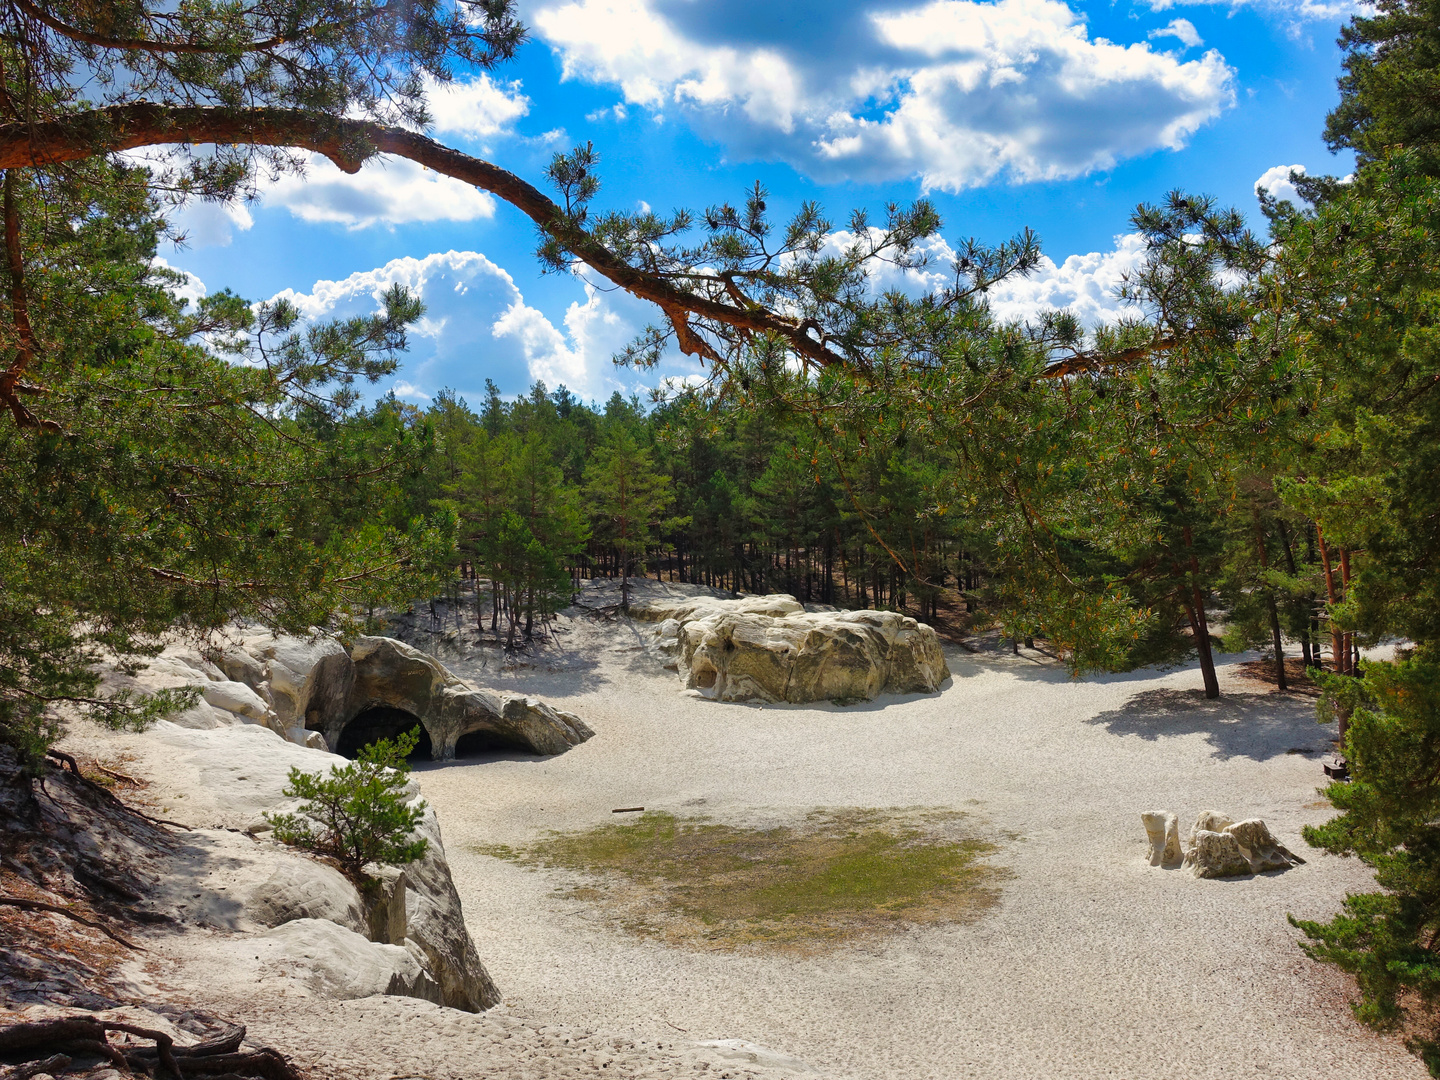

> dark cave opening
[336,706,432,761]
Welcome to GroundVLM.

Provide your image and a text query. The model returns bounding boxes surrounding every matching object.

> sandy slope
[403,592,1423,1080]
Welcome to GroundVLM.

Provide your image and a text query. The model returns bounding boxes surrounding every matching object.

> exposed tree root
[0,895,144,951]
[44,748,191,831]
[0,1015,302,1080]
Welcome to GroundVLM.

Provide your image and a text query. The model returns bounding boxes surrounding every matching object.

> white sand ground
[403,593,1423,1080]
[45,587,1425,1080]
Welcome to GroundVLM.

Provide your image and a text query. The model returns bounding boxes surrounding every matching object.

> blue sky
[163,0,1360,407]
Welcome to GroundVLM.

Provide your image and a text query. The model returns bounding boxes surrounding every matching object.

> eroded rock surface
[630,594,950,704]
[1142,808,1306,878]
[344,636,592,759]
[138,722,501,1010]
[101,630,590,758]
[1141,811,1183,868]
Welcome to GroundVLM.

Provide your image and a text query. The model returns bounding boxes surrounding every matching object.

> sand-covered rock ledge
[18,583,1425,1080]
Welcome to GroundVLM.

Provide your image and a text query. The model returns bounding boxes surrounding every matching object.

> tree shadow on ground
[1086,688,1336,762]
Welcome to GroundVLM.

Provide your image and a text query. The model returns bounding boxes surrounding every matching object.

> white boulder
[247,919,442,1003]
[630,594,950,704]
[1141,811,1183,867]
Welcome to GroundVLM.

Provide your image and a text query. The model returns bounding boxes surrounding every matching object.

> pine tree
[584,427,687,609]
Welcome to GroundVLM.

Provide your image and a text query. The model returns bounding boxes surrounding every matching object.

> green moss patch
[478,808,1007,951]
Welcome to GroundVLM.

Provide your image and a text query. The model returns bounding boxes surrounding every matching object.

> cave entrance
[454,729,528,758]
[337,706,432,761]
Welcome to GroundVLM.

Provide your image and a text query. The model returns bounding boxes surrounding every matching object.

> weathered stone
[341,636,592,759]
[1141,811,1183,867]
[1181,815,1305,878]
[199,680,274,725]
[249,918,443,1004]
[245,632,354,734]
[1185,829,1254,878]
[632,595,949,704]
[1189,810,1235,849]
[1226,818,1306,873]
[105,629,589,757]
[147,722,502,1011]
[244,859,367,935]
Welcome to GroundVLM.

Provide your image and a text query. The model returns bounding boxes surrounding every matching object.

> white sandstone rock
[631,594,949,704]
[200,679,274,724]
[247,918,441,1003]
[1181,814,1306,878]
[1189,810,1234,849]
[1224,818,1306,873]
[144,721,500,1010]
[244,860,367,935]
[1185,830,1254,878]
[1141,811,1183,867]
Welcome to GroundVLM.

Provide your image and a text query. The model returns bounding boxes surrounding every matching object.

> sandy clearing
[408,608,1422,1080]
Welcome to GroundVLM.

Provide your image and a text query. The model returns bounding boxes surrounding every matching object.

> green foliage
[1327,0,1440,175]
[583,426,687,607]
[0,158,453,769]
[265,727,429,885]
[1292,660,1440,1070]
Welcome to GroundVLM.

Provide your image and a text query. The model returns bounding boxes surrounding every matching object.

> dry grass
[478,809,1008,952]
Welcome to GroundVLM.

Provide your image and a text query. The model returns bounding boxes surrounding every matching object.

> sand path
[408,607,1422,1080]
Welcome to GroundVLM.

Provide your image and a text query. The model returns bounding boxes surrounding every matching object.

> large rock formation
[343,636,593,759]
[104,630,591,759]
[142,721,502,1010]
[630,594,950,704]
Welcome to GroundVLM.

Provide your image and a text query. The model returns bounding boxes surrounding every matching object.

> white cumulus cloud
[1143,1,1363,24]
[263,155,497,230]
[534,0,1235,191]
[1254,163,1307,205]
[1149,18,1204,48]
[266,250,664,400]
[813,227,1147,328]
[986,233,1149,327]
[425,73,531,143]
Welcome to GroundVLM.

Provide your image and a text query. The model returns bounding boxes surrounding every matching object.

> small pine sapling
[265,728,429,885]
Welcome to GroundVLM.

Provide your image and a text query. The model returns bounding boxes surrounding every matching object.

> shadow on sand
[1086,687,1336,762]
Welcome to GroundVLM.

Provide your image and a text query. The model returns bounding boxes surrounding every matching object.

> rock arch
[326,637,594,760]
[336,704,434,760]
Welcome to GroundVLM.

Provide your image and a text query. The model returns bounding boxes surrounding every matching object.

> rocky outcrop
[237,918,444,1003]
[103,630,590,758]
[343,636,592,759]
[630,594,950,704]
[142,722,501,1010]
[1141,809,1306,877]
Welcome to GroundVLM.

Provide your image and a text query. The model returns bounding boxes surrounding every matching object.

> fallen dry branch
[0,895,144,951]
[0,1015,301,1080]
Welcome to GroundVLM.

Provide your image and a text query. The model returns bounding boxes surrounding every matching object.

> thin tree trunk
[1317,528,1345,674]
[1316,525,1350,751]
[1340,548,1356,675]
[1256,516,1288,691]
[1183,524,1220,699]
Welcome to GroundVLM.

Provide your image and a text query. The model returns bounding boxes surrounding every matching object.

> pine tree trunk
[1317,528,1345,674]
[1183,525,1220,699]
[1256,517,1288,691]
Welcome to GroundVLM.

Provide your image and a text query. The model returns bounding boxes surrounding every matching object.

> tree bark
[0,105,847,368]
[1255,516,1288,691]
[1317,527,1345,674]
[1183,524,1220,699]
